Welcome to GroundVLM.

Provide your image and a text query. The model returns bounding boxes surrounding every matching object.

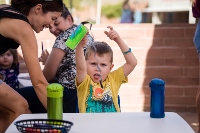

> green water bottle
[47,83,63,120]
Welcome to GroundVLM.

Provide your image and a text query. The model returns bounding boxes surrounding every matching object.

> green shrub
[101,3,122,19]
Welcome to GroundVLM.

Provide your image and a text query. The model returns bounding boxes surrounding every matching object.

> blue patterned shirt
[0,63,19,90]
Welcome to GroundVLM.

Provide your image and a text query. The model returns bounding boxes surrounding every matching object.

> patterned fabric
[52,24,94,89]
[86,84,117,113]
[0,63,19,90]
[76,67,128,113]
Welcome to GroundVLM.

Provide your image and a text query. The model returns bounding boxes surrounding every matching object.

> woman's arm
[0,18,49,109]
[43,48,65,82]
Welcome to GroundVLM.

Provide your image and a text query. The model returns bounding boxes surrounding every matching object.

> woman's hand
[39,49,49,65]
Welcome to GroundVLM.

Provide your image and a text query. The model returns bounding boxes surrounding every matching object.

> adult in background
[192,0,200,132]
[131,1,148,23]
[120,0,133,23]
[0,0,63,132]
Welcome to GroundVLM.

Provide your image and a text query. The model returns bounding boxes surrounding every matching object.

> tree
[63,0,97,11]
[0,0,7,4]
[63,0,82,10]
[102,2,122,19]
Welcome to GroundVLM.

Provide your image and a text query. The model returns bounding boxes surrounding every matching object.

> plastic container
[47,83,64,120]
[65,24,88,50]
[149,78,165,118]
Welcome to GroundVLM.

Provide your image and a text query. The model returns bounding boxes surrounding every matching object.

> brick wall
[18,24,198,112]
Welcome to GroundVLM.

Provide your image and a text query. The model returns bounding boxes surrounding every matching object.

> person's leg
[194,18,200,133]
[63,88,77,113]
[17,86,46,113]
[0,81,29,133]
[194,18,200,55]
[0,110,10,133]
[197,49,200,133]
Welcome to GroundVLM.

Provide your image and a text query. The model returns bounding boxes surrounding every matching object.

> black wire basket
[14,119,73,133]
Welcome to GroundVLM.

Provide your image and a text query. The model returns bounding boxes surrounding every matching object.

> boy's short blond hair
[85,42,113,63]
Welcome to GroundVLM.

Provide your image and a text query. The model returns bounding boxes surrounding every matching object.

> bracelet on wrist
[123,48,132,54]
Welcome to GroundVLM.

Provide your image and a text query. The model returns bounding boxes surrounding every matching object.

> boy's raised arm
[104,26,137,77]
[75,35,88,85]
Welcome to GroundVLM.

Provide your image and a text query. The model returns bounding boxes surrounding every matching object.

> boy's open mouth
[94,73,100,79]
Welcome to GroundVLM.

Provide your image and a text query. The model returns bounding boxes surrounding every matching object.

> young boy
[75,26,137,113]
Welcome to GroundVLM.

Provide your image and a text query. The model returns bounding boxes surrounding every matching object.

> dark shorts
[17,86,77,113]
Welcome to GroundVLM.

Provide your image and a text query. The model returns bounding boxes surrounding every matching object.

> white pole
[96,0,101,25]
[5,0,9,4]
[189,6,195,24]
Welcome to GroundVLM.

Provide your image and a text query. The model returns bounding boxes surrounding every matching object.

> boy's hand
[78,32,88,48]
[104,26,120,42]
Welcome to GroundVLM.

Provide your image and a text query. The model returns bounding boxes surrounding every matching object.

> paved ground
[178,112,198,133]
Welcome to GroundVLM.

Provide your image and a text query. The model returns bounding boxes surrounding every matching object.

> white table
[6,112,194,133]
[18,73,32,87]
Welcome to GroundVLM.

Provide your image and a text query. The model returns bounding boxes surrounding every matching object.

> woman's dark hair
[9,49,19,68]
[61,5,74,22]
[11,0,63,16]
